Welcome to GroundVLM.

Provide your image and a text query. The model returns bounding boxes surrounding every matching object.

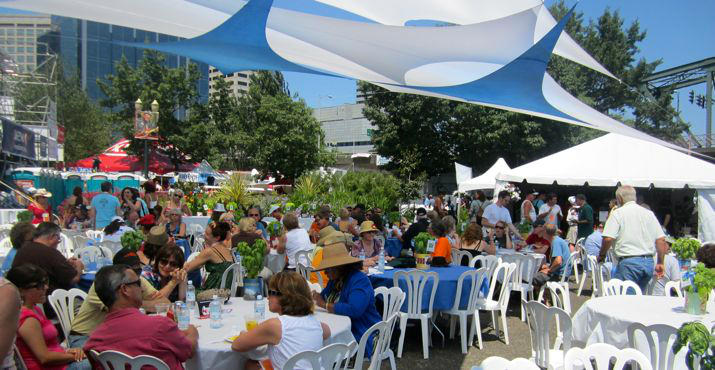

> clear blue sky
[276,0,715,136]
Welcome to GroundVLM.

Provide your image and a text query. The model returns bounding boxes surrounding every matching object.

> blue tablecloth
[384,238,402,257]
[369,266,482,311]
[78,272,96,292]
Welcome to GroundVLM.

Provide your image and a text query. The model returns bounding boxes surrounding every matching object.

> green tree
[58,76,111,162]
[97,50,202,169]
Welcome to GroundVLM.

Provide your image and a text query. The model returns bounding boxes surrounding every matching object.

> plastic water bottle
[186,281,196,316]
[378,249,385,273]
[254,295,266,320]
[176,301,189,330]
[209,295,222,329]
[359,250,366,261]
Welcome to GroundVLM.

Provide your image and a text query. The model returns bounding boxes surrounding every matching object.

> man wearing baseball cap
[68,248,170,348]
[401,207,429,251]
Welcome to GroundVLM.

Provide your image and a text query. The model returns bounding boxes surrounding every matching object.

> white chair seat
[529,349,564,369]
[474,298,500,310]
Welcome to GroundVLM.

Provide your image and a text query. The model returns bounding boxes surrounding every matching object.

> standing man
[482,191,520,237]
[90,181,120,229]
[575,194,594,240]
[533,192,546,211]
[538,193,562,228]
[92,155,101,172]
[402,208,429,251]
[599,185,667,292]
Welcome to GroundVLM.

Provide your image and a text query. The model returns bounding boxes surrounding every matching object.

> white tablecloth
[0,209,23,225]
[496,250,545,282]
[572,295,714,369]
[185,297,354,370]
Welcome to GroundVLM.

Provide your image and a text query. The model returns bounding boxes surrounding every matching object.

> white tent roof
[459,158,510,192]
[496,134,715,189]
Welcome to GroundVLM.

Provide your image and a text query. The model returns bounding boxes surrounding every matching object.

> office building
[209,68,253,98]
[314,103,375,154]
[0,14,52,74]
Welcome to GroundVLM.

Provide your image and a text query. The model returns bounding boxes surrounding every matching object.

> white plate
[383,266,394,270]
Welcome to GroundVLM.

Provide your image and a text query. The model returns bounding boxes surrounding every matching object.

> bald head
[616,185,637,205]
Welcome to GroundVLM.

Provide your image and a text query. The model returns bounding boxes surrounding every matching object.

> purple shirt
[84,308,192,369]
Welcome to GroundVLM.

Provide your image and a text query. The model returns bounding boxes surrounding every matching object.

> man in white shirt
[482,190,519,237]
[598,185,667,293]
[538,193,562,227]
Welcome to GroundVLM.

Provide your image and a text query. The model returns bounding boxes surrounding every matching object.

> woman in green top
[183,221,235,291]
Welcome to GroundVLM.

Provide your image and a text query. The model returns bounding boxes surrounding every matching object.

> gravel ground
[384,281,593,369]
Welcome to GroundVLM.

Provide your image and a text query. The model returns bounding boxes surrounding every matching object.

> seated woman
[165,208,187,239]
[336,207,358,236]
[442,215,462,250]
[64,205,91,230]
[232,271,330,370]
[138,226,170,273]
[102,217,133,243]
[183,221,235,291]
[277,213,312,271]
[460,222,492,257]
[2,222,34,271]
[312,244,381,351]
[7,264,88,370]
[141,245,187,302]
[350,221,386,267]
[488,221,513,252]
[231,217,261,247]
[430,220,452,265]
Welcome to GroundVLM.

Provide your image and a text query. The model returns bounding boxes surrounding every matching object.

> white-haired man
[598,185,667,292]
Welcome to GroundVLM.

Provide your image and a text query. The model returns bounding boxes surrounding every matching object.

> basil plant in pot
[671,238,701,269]
[236,239,267,300]
[413,232,435,270]
[673,321,714,369]
[684,262,715,314]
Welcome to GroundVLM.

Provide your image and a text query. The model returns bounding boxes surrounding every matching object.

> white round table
[572,295,715,348]
[496,250,545,282]
[185,297,355,370]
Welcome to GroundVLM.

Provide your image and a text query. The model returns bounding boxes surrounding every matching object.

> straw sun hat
[34,188,52,198]
[358,220,378,235]
[313,243,361,271]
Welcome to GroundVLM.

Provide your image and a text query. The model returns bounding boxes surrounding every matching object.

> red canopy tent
[73,139,197,174]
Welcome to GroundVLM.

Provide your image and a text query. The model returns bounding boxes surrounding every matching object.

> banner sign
[1,117,36,160]
[134,110,159,140]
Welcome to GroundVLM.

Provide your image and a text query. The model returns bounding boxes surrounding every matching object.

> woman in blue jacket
[313,243,382,349]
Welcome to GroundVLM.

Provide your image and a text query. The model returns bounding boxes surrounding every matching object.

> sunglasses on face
[159,259,180,268]
[248,213,260,217]
[123,279,141,288]
[268,289,282,296]
[495,226,505,230]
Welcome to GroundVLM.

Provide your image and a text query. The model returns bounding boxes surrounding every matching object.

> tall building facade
[209,67,253,98]
[0,14,52,74]
[314,103,375,154]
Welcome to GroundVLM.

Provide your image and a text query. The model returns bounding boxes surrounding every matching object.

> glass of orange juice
[244,314,258,331]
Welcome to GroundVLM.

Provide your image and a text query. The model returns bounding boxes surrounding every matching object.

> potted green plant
[672,238,701,269]
[673,321,715,369]
[413,232,435,270]
[684,263,715,314]
[120,230,145,251]
[236,239,267,300]
[517,221,532,239]
[16,210,32,223]
[267,221,283,248]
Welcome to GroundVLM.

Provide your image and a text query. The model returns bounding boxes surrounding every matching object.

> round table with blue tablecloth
[369,266,484,311]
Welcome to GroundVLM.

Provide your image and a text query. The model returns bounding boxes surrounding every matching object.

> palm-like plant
[213,173,255,212]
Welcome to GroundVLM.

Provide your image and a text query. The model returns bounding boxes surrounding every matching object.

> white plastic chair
[587,256,611,297]
[627,323,681,370]
[564,343,654,370]
[604,278,642,296]
[348,314,394,370]
[283,343,351,370]
[85,230,103,242]
[74,246,104,261]
[58,233,75,257]
[308,282,322,294]
[537,281,572,315]
[295,250,311,269]
[523,300,573,370]
[507,254,538,321]
[469,254,499,275]
[473,262,516,349]
[480,356,541,370]
[443,268,489,354]
[664,280,683,297]
[90,350,169,370]
[557,251,579,289]
[296,261,311,282]
[72,235,92,250]
[100,240,123,255]
[372,287,404,370]
[219,262,243,297]
[187,251,206,285]
[394,270,442,359]
[451,250,471,266]
[48,288,87,342]
[0,237,12,256]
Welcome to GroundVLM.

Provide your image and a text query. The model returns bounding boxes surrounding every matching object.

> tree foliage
[360,3,688,182]
[58,76,111,162]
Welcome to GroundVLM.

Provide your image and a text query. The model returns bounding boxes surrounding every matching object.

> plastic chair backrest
[85,230,103,242]
[74,246,103,260]
[48,288,87,340]
[488,262,516,309]
[480,356,541,370]
[538,281,572,315]
[72,235,92,249]
[308,282,322,294]
[627,323,680,370]
[523,300,573,369]
[295,250,311,268]
[219,262,243,297]
[559,251,579,283]
[0,237,12,255]
[451,250,471,266]
[374,286,406,322]
[564,343,653,370]
[506,253,535,285]
[604,278,642,296]
[352,315,392,370]
[470,254,499,275]
[187,251,205,283]
[393,270,439,316]
[588,255,610,297]
[91,350,169,370]
[296,262,311,282]
[451,267,489,313]
[283,343,351,370]
[664,281,683,297]
[58,233,74,257]
[100,240,122,255]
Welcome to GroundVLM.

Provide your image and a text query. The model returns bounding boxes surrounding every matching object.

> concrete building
[0,14,52,74]
[313,103,375,154]
[209,67,253,98]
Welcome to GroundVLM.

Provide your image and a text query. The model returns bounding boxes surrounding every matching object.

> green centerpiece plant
[672,238,701,261]
[120,230,145,251]
[684,263,715,313]
[673,321,715,369]
[413,232,434,255]
[236,240,267,279]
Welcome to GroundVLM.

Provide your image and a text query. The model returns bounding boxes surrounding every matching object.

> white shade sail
[496,134,715,189]
[458,158,510,192]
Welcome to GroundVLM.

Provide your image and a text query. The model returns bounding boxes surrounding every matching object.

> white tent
[458,158,510,192]
[495,133,715,241]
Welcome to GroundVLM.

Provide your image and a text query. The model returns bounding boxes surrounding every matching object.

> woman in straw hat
[351,220,390,267]
[27,188,53,225]
[312,243,381,350]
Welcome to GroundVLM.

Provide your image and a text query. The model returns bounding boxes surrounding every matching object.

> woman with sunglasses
[165,208,187,239]
[232,271,330,370]
[164,190,192,218]
[184,221,235,291]
[488,220,513,251]
[141,245,187,302]
[6,264,88,370]
[350,221,385,267]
